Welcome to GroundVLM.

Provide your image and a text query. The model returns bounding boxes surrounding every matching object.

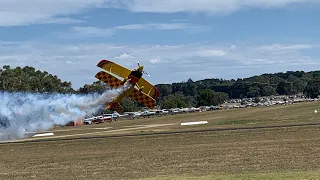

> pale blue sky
[0,0,320,89]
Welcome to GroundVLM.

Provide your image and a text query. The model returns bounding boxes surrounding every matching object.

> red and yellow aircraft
[95,60,160,113]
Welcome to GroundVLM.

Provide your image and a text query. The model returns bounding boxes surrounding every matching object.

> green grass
[0,101,320,180]
[2,126,320,180]
[140,171,320,180]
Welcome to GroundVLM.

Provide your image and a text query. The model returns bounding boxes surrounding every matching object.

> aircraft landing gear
[122,77,128,84]
[139,86,144,92]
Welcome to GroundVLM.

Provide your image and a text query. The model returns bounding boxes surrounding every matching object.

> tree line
[1,65,320,111]
[156,71,320,108]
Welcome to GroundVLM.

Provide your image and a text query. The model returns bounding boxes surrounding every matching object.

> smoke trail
[0,82,131,141]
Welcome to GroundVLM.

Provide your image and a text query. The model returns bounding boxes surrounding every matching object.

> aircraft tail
[106,102,123,113]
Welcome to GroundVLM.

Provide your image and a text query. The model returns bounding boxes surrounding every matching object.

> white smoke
[0,82,130,141]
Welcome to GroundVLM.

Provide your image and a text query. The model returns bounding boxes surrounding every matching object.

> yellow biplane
[95,60,160,113]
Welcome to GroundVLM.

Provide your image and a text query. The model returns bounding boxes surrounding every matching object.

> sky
[1,0,320,89]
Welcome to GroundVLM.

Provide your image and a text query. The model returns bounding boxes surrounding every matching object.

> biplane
[95,60,160,113]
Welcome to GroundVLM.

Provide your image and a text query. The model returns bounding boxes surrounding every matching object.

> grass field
[0,101,320,179]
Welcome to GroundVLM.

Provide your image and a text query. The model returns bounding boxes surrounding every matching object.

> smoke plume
[0,83,130,141]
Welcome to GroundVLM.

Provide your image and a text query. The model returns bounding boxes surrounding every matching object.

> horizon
[2,63,318,89]
[1,1,320,89]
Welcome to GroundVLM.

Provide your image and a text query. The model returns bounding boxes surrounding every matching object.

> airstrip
[1,101,320,179]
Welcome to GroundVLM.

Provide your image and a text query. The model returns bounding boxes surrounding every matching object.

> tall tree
[184,78,197,96]
[304,79,320,98]
[78,81,111,94]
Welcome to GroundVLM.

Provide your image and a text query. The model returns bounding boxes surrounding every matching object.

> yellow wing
[97,59,161,100]
[129,88,156,109]
[97,60,131,79]
[136,77,160,99]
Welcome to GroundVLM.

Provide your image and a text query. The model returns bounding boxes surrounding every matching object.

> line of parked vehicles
[82,112,126,125]
[124,105,221,119]
[81,106,221,125]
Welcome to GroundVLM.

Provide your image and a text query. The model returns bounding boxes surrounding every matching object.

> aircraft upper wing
[129,88,156,109]
[97,60,131,79]
[97,59,160,100]
[95,71,123,88]
[136,77,161,100]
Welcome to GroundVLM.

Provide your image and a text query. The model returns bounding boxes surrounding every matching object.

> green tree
[287,74,298,82]
[304,79,320,98]
[293,79,307,94]
[276,81,294,95]
[160,92,189,109]
[161,99,177,109]
[197,89,218,106]
[155,84,172,97]
[0,65,74,93]
[184,78,197,96]
[78,81,111,94]
[260,84,276,96]
[215,92,229,104]
[230,82,247,98]
[247,85,261,98]
[121,98,139,112]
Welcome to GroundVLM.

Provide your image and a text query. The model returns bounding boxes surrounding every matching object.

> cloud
[0,0,104,26]
[107,0,320,14]
[71,23,198,37]
[115,53,135,59]
[40,17,85,24]
[115,23,188,30]
[255,44,312,52]
[1,0,319,26]
[149,57,161,64]
[0,41,318,88]
[197,49,227,57]
[72,26,115,37]
[230,45,237,50]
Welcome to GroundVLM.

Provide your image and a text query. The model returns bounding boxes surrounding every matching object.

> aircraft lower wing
[97,60,160,100]
[95,71,123,88]
[97,60,131,79]
[137,77,160,100]
[129,88,156,109]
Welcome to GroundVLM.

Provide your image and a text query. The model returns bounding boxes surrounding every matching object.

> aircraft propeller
[137,62,150,77]
[143,71,150,77]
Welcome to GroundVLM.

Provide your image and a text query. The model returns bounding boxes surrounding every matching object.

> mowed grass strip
[95,101,320,129]
[48,101,320,139]
[138,171,320,180]
[1,125,320,180]
[4,101,319,143]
